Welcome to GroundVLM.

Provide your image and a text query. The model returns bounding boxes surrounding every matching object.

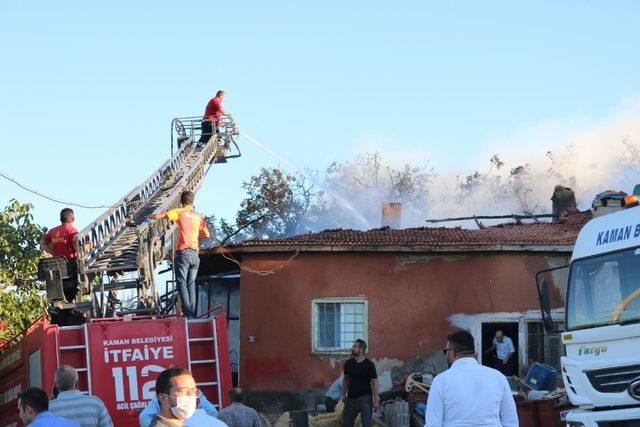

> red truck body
[0,314,232,427]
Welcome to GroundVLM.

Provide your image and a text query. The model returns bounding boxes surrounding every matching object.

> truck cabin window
[567,247,640,331]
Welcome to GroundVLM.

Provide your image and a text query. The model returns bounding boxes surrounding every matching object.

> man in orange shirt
[199,90,227,145]
[149,191,210,318]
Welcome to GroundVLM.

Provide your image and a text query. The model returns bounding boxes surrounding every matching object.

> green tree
[0,200,48,344]
[207,167,325,244]
[235,167,324,239]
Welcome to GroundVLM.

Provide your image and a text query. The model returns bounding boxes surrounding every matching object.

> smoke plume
[318,109,640,229]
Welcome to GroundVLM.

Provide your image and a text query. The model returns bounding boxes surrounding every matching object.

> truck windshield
[567,247,640,331]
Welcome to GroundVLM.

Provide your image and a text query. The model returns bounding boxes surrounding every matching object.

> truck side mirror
[537,277,557,333]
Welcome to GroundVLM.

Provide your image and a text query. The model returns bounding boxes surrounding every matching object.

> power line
[0,170,113,209]
[219,246,299,276]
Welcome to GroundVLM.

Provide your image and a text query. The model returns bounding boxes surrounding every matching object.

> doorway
[481,322,519,373]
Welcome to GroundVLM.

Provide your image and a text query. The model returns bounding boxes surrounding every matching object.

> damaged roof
[208,211,592,254]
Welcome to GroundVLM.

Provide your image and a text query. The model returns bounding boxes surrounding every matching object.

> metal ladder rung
[188,337,214,342]
[196,381,218,387]
[60,345,86,350]
[190,359,216,365]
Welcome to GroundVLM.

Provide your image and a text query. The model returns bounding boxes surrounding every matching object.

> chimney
[551,185,577,220]
[592,190,628,218]
[381,202,402,228]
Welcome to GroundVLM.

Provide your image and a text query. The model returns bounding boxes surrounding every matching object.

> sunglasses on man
[442,346,474,355]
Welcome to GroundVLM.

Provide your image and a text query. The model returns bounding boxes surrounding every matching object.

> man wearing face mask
[424,330,518,427]
[139,389,218,427]
[150,367,226,427]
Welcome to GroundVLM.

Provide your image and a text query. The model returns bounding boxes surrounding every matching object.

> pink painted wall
[237,251,567,391]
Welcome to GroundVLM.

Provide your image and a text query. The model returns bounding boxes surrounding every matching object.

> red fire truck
[0,116,241,426]
[0,312,232,426]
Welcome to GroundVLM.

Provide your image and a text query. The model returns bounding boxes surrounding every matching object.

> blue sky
[1,1,639,230]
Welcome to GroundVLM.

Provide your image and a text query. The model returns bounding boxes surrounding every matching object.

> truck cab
[539,192,640,426]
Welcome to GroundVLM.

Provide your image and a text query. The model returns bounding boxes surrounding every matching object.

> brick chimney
[592,190,628,218]
[551,185,577,220]
[381,202,402,228]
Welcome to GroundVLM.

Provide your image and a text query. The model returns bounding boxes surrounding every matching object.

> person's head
[180,191,195,207]
[18,387,48,425]
[495,330,504,342]
[228,387,244,403]
[215,90,226,101]
[351,339,367,357]
[60,208,74,224]
[155,367,198,420]
[55,365,78,392]
[443,330,475,367]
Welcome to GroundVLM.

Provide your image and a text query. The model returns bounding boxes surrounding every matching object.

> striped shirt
[49,390,114,427]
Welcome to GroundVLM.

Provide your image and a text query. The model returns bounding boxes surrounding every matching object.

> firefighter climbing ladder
[68,115,240,317]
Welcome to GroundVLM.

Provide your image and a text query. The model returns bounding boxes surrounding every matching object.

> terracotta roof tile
[224,211,592,250]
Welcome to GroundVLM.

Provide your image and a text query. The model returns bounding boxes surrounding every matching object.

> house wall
[234,251,569,411]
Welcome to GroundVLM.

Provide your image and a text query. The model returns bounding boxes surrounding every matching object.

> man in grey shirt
[49,365,113,427]
[217,388,263,427]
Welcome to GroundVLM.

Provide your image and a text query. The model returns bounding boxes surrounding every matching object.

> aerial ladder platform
[38,115,240,321]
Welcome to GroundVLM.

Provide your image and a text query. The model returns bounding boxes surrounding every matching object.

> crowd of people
[17,365,264,427]
[18,331,519,427]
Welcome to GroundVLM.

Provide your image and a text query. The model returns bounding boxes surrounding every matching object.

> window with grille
[312,298,368,353]
[527,322,565,371]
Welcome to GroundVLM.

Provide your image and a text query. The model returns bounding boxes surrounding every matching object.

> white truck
[538,190,640,427]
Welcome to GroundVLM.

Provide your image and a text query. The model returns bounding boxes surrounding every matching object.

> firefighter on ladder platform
[199,90,226,145]
[148,191,210,318]
[40,208,80,302]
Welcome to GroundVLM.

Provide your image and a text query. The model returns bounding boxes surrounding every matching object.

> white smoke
[317,108,640,229]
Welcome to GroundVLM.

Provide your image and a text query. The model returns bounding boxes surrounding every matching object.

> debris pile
[403,372,431,410]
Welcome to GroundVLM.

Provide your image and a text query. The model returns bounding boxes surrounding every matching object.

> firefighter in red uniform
[41,208,78,259]
[40,208,80,302]
[199,90,227,145]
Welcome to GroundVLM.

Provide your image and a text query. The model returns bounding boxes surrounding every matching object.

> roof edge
[202,244,575,255]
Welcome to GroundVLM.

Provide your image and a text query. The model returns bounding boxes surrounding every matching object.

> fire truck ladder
[186,317,224,408]
[54,324,93,394]
[68,115,240,317]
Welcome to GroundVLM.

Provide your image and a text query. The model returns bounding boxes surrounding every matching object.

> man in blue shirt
[17,387,79,427]
[324,376,343,412]
[139,379,219,427]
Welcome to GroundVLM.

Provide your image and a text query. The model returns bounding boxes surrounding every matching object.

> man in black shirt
[341,339,379,427]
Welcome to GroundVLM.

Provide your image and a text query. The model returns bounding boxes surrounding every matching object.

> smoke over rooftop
[314,108,640,230]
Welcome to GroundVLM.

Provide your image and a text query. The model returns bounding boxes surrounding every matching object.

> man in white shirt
[485,330,516,376]
[425,330,518,427]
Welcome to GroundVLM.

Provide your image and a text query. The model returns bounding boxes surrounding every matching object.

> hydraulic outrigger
[38,115,240,322]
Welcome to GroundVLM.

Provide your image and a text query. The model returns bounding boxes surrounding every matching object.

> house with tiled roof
[194,197,593,412]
